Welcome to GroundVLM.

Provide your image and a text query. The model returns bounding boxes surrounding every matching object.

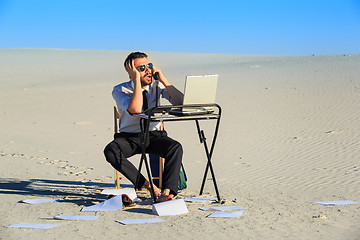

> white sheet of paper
[116,218,166,225]
[81,194,123,211]
[184,197,216,203]
[315,200,359,205]
[152,199,188,216]
[100,188,138,202]
[207,211,244,218]
[199,206,246,211]
[54,215,98,220]
[6,223,58,229]
[20,199,57,204]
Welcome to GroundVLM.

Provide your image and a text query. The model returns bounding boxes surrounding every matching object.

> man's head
[124,52,148,68]
[124,52,153,87]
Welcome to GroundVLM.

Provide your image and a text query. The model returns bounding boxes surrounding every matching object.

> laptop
[169,74,218,116]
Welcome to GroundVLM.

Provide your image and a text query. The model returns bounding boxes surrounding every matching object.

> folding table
[135,103,222,202]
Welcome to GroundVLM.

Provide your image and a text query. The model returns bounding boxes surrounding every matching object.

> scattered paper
[20,199,57,204]
[199,206,246,211]
[116,218,166,225]
[207,211,244,218]
[184,197,216,203]
[152,199,188,216]
[54,215,98,221]
[100,188,138,202]
[315,200,359,205]
[81,194,123,211]
[6,223,58,229]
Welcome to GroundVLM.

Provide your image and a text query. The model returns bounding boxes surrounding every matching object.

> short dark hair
[124,52,148,68]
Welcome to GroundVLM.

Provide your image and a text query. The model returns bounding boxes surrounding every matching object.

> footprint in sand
[314,167,327,171]
[325,130,343,135]
[292,136,309,140]
[1,151,95,177]
[74,121,91,125]
[60,166,94,176]
[234,162,251,167]
[344,166,358,175]
[37,156,94,177]
[1,152,49,161]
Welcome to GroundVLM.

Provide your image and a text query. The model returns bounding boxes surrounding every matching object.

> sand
[0,49,359,239]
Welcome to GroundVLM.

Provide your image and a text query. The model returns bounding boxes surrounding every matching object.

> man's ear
[124,59,131,69]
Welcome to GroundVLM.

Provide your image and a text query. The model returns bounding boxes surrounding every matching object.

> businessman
[104,52,184,202]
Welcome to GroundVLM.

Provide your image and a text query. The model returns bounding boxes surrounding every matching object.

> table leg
[196,120,221,202]
[136,118,157,202]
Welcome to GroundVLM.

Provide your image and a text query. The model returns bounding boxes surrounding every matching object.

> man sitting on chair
[104,52,184,202]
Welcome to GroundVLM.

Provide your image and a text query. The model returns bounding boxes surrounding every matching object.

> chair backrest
[114,106,119,134]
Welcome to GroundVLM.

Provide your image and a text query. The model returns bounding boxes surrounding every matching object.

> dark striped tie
[142,90,148,112]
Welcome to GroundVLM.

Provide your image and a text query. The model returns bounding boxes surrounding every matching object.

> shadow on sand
[0,178,134,206]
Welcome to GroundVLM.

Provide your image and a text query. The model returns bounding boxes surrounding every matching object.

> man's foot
[143,180,161,198]
[156,193,174,203]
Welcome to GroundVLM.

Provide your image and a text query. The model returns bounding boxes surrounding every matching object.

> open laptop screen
[169,74,218,116]
[183,74,218,108]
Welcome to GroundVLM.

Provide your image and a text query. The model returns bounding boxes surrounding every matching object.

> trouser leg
[103,136,146,189]
[147,131,183,195]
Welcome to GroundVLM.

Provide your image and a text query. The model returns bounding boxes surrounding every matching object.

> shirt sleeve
[112,87,132,112]
[158,82,174,104]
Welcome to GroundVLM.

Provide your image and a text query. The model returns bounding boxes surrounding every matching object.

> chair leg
[115,170,120,189]
[159,157,164,189]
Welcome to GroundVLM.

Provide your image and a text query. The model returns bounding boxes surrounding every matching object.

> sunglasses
[137,63,153,72]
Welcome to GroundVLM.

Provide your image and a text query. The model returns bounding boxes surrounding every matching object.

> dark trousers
[104,130,183,195]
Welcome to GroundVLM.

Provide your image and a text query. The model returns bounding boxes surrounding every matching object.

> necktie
[142,90,148,112]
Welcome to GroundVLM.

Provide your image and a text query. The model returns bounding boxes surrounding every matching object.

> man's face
[133,57,152,87]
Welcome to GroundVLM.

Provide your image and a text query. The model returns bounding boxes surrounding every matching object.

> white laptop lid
[183,74,218,107]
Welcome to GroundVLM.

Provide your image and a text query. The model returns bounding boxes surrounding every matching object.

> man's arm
[153,66,184,105]
[126,60,143,114]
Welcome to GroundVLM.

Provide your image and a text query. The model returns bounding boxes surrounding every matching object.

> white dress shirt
[112,80,173,133]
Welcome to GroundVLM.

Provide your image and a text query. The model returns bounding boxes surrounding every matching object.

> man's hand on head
[125,60,140,83]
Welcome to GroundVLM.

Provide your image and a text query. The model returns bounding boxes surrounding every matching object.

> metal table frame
[135,103,222,202]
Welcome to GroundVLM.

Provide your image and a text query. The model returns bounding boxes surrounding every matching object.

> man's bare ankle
[161,189,171,195]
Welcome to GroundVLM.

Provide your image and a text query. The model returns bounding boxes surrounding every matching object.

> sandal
[122,194,136,208]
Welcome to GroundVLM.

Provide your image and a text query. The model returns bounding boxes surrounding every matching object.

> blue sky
[0,0,359,55]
